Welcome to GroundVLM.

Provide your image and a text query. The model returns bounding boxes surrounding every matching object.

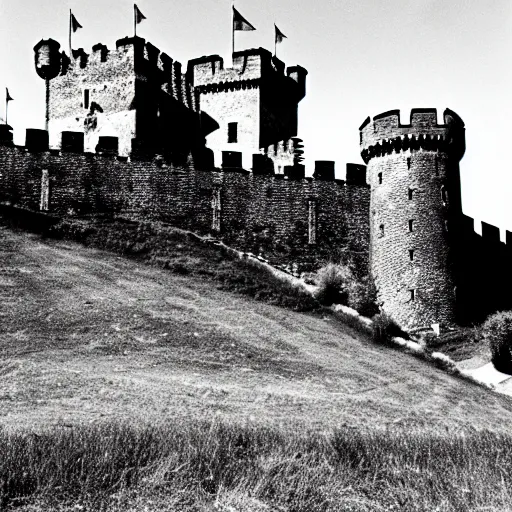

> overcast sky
[0,0,510,234]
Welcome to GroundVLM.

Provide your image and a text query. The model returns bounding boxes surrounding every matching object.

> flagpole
[231,2,235,59]
[134,5,137,37]
[5,97,7,126]
[69,9,72,59]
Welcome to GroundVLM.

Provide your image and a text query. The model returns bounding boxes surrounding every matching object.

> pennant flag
[71,13,82,33]
[6,88,13,102]
[134,4,146,24]
[233,7,255,31]
[275,24,287,44]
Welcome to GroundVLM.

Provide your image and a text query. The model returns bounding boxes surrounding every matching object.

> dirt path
[1,223,512,432]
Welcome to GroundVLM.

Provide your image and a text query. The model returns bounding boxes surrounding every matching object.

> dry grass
[2,210,512,510]
[2,421,512,511]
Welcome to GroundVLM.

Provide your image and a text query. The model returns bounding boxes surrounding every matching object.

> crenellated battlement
[360,108,465,163]
[187,48,307,99]
[35,37,197,112]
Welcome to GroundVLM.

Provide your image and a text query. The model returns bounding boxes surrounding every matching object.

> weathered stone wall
[188,49,307,171]
[0,133,370,275]
[360,108,466,329]
[41,37,201,160]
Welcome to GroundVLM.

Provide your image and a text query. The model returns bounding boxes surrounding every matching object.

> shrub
[314,263,353,306]
[372,312,405,345]
[347,274,379,318]
[483,311,512,374]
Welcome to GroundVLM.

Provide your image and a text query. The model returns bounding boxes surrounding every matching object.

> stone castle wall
[37,37,202,161]
[360,108,466,329]
[0,130,370,275]
[188,49,307,170]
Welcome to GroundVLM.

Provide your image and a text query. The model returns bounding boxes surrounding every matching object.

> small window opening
[379,224,385,237]
[435,156,439,176]
[444,220,449,232]
[228,122,238,143]
[378,172,382,184]
[410,289,415,301]
[407,157,411,170]
[83,89,90,110]
[441,185,448,206]
[408,219,414,232]
[409,249,415,261]
[408,188,414,200]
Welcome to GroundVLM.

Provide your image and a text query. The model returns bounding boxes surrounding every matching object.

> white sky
[0,0,511,233]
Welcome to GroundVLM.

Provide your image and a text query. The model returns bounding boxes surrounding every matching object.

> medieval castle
[0,33,510,332]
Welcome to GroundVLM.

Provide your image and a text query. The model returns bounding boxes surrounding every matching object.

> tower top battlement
[187,48,307,99]
[34,36,193,92]
[360,108,465,163]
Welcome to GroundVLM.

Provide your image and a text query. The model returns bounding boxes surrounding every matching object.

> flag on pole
[134,4,146,24]
[233,7,256,31]
[275,24,286,44]
[71,13,82,32]
[6,89,13,102]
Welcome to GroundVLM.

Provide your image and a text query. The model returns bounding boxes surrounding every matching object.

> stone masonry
[360,108,466,329]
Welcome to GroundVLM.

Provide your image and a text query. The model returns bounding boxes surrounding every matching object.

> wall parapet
[360,108,465,163]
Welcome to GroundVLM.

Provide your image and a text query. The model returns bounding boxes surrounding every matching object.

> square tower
[35,37,202,160]
[187,48,307,169]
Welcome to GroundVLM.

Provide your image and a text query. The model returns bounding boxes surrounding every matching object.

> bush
[347,274,379,318]
[314,263,379,317]
[483,311,512,374]
[372,312,405,345]
[314,263,353,306]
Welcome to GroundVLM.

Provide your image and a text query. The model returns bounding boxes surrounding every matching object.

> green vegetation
[2,421,512,511]
[372,312,407,345]
[314,262,379,316]
[425,326,484,362]
[2,208,512,511]
[483,311,512,374]
[45,215,321,313]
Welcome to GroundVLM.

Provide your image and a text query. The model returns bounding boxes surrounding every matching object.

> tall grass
[1,421,512,511]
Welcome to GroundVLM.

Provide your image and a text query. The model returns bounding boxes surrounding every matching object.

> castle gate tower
[360,108,465,330]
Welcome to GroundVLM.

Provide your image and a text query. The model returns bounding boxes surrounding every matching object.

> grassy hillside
[1,212,512,511]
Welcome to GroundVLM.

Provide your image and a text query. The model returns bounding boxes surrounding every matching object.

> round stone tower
[360,108,465,330]
[33,39,62,130]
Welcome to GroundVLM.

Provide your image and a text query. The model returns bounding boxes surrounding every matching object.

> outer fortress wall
[0,128,370,275]
[360,108,465,329]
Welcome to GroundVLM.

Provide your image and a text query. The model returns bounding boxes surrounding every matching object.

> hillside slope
[1,220,512,433]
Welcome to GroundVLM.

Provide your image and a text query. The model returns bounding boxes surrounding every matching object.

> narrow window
[378,172,382,184]
[308,199,317,244]
[408,188,414,200]
[444,220,449,232]
[435,156,439,176]
[83,89,90,110]
[379,224,384,237]
[211,188,221,232]
[227,122,238,143]
[409,249,415,261]
[408,220,414,232]
[40,169,50,211]
[441,185,448,206]
[407,157,411,170]
[410,289,415,301]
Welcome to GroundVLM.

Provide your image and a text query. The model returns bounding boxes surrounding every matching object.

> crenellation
[91,43,109,63]
[481,221,501,243]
